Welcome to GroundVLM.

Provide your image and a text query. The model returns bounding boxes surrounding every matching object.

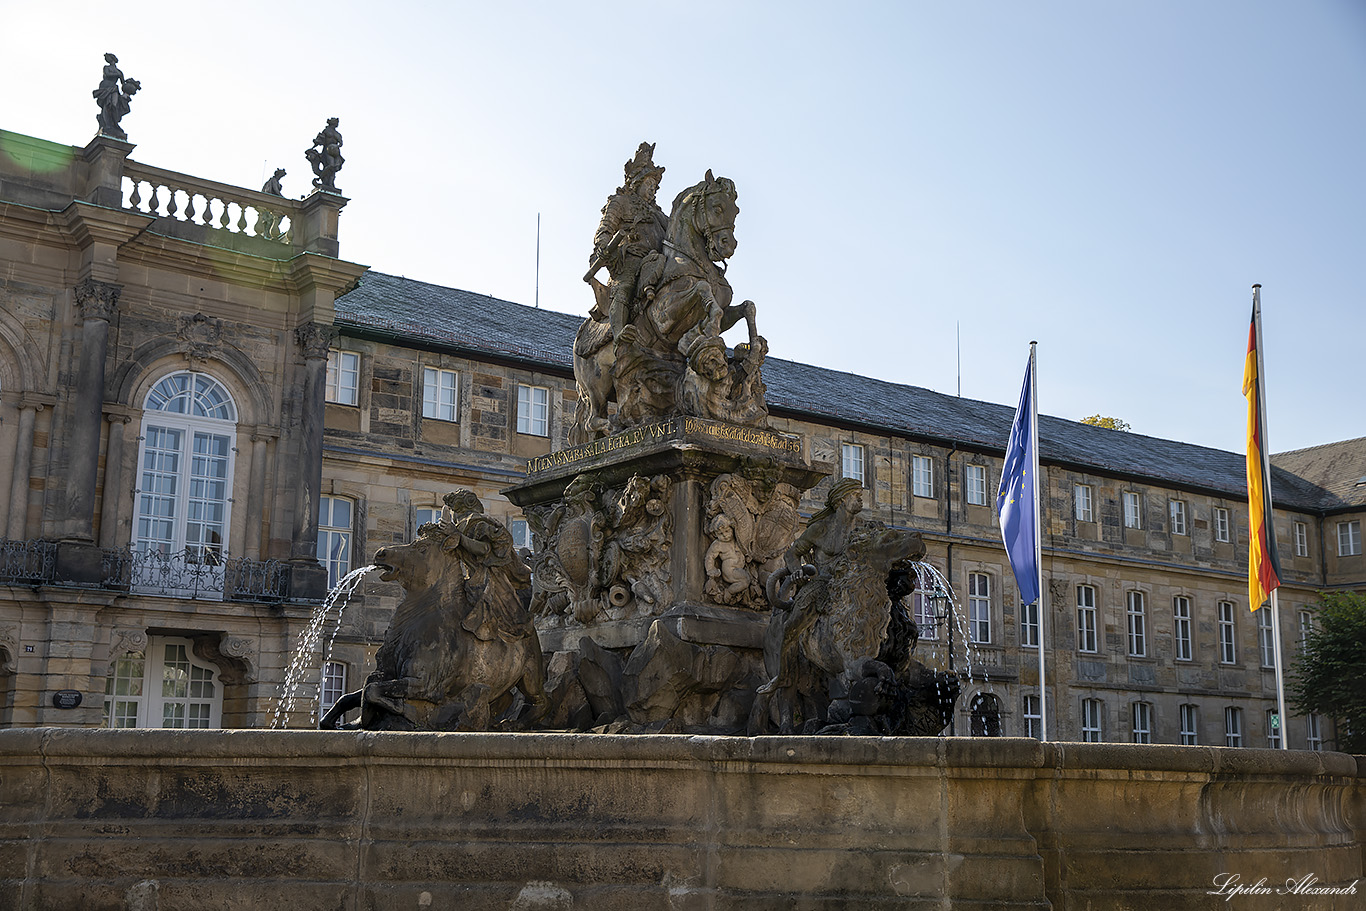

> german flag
[1243,291,1282,611]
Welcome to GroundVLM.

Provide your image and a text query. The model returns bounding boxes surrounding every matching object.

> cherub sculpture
[704,513,751,604]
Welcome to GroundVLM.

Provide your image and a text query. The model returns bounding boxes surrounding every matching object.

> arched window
[133,371,238,595]
[970,692,1002,737]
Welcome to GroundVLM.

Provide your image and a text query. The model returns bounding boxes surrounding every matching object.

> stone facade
[1,123,1363,748]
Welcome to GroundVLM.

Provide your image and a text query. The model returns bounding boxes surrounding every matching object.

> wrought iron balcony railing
[0,539,288,603]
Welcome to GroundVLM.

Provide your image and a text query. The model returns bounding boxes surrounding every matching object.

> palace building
[1,121,1360,747]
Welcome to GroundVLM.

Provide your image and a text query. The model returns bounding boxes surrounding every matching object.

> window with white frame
[1131,702,1152,744]
[1020,600,1039,648]
[1022,694,1042,740]
[912,591,937,640]
[1294,521,1308,557]
[965,464,987,506]
[1169,500,1187,536]
[1306,712,1322,750]
[841,443,865,485]
[1298,609,1314,647]
[1224,706,1243,747]
[1215,507,1231,543]
[912,456,933,498]
[1126,590,1147,657]
[318,495,353,589]
[1218,600,1236,664]
[969,693,1003,737]
[517,384,549,436]
[1081,698,1104,742]
[510,518,532,551]
[1266,709,1281,748]
[414,506,439,538]
[968,573,991,644]
[1173,596,1193,661]
[422,367,459,421]
[1077,585,1098,653]
[133,371,237,596]
[1257,608,1275,668]
[1179,704,1199,745]
[1074,484,1093,522]
[326,350,359,405]
[102,636,222,729]
[1122,491,1142,529]
[1338,520,1361,556]
[321,661,347,713]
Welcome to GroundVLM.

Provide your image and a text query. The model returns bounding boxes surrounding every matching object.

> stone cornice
[285,251,369,296]
[56,200,154,249]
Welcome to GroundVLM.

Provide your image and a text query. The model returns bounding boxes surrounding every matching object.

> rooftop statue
[92,53,140,140]
[305,117,345,193]
[319,489,546,731]
[257,168,287,240]
[572,147,764,443]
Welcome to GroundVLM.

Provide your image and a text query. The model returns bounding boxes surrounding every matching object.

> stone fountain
[321,143,960,737]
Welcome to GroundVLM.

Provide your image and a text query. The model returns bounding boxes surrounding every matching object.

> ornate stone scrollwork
[294,322,337,360]
[177,312,223,363]
[702,464,801,609]
[108,628,148,659]
[74,279,122,323]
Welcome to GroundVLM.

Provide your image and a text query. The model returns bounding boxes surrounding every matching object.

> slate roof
[336,271,1341,514]
[1269,438,1366,511]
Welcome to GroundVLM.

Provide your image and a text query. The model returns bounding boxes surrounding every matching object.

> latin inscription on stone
[526,417,801,475]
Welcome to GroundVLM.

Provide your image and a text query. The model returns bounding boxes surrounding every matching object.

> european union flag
[997,352,1040,606]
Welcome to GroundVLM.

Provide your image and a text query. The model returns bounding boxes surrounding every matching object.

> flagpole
[1030,341,1046,741]
[1253,286,1289,749]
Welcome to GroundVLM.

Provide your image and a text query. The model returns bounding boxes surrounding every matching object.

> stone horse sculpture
[572,170,757,440]
[750,524,959,735]
[319,505,547,731]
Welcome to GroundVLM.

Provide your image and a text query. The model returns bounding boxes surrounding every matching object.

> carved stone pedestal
[504,417,825,733]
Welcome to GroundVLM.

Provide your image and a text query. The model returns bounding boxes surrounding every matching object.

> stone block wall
[0,730,1360,910]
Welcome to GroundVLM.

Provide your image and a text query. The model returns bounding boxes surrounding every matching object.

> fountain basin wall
[0,730,1361,910]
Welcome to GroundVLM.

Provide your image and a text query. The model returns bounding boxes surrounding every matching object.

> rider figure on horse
[587,142,669,342]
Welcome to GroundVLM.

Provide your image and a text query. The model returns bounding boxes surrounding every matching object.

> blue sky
[4,1,1362,454]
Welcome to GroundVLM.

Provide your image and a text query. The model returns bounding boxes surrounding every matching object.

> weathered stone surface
[0,730,1361,910]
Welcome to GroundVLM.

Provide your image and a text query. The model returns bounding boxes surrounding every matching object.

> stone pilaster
[63,279,120,546]
[244,432,272,560]
[6,402,40,539]
[97,413,132,549]
[288,322,335,600]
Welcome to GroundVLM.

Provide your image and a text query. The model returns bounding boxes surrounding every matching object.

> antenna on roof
[956,321,961,396]
[535,213,541,309]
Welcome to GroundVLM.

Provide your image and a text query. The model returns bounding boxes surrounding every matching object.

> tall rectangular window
[1126,590,1147,657]
[325,350,359,405]
[841,443,865,484]
[912,592,937,640]
[912,456,933,498]
[1169,500,1187,535]
[1131,702,1152,744]
[1306,712,1322,750]
[1021,601,1039,648]
[1076,585,1097,653]
[317,495,353,589]
[1173,596,1193,661]
[965,464,987,506]
[1215,507,1230,543]
[102,636,221,730]
[321,661,347,712]
[1123,491,1142,529]
[1081,698,1103,742]
[1074,484,1093,522]
[1218,600,1236,665]
[1022,694,1042,740]
[1298,609,1314,647]
[1266,709,1281,749]
[422,367,459,421]
[968,572,990,644]
[1224,706,1243,747]
[517,384,549,436]
[1257,608,1275,668]
[414,506,439,538]
[1338,520,1361,556]
[1179,704,1199,745]
[510,518,532,551]
[1294,521,1308,557]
